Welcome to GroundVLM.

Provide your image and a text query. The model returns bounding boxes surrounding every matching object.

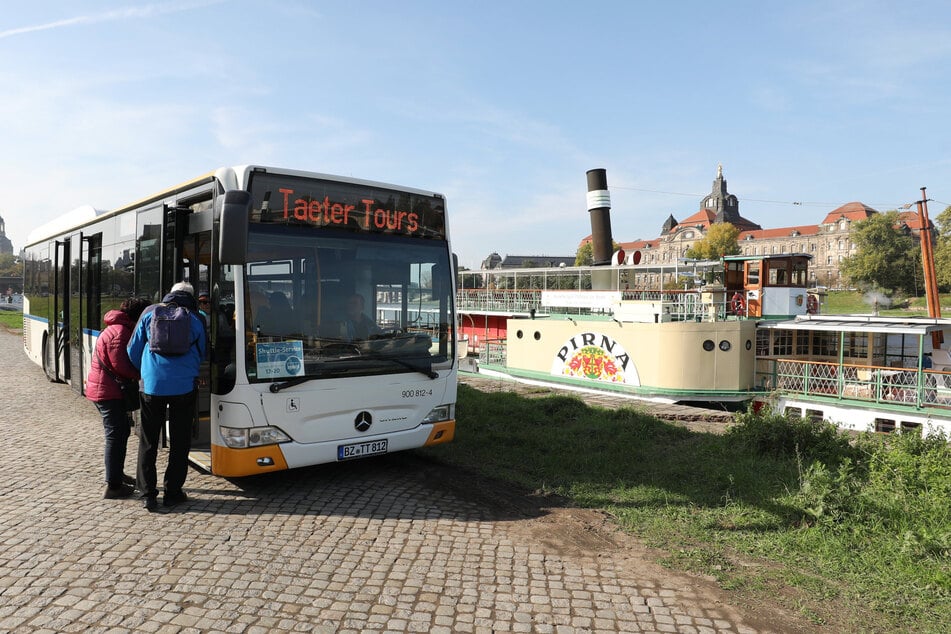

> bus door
[68,233,84,393]
[44,238,70,382]
[176,204,214,455]
[67,231,96,395]
[46,232,92,393]
[81,233,103,396]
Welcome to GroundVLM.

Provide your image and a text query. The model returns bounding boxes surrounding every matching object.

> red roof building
[575,167,932,288]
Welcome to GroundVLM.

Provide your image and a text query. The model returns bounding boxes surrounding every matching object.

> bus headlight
[422,404,454,424]
[220,425,291,448]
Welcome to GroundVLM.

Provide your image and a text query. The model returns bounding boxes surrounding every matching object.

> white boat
[457,254,951,438]
[457,254,813,404]
[754,315,951,437]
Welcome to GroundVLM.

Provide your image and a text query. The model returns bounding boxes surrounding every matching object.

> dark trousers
[95,400,131,486]
[136,390,196,498]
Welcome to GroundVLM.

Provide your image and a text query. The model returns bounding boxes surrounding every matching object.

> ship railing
[755,358,951,410]
[456,289,546,314]
[475,337,507,366]
[456,288,724,321]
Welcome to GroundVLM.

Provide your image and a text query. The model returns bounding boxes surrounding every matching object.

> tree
[0,253,21,277]
[931,205,951,291]
[575,242,593,266]
[685,223,741,260]
[839,211,918,294]
[574,240,621,266]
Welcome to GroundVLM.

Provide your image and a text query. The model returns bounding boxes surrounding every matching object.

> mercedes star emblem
[354,411,373,432]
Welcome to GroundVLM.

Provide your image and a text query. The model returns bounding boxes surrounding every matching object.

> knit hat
[170,281,195,296]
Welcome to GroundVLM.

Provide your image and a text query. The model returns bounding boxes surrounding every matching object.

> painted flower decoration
[562,346,624,382]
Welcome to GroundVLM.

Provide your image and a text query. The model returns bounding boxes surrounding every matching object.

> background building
[580,166,922,289]
[0,214,13,255]
[480,253,575,270]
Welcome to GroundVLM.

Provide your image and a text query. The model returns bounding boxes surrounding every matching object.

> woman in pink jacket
[86,297,150,499]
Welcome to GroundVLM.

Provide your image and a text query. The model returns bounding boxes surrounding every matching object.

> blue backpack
[148,303,194,356]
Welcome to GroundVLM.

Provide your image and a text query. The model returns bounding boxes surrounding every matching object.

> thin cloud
[0,0,227,40]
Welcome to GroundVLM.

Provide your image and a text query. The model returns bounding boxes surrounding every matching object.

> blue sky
[3,1,951,269]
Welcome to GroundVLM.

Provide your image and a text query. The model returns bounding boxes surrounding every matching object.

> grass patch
[0,310,22,332]
[823,290,951,316]
[418,385,951,633]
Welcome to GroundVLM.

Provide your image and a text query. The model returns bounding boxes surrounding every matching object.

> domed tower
[481,252,503,270]
[0,214,14,255]
[699,165,761,231]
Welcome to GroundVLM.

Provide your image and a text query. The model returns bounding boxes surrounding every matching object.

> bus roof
[26,205,107,246]
[24,165,446,247]
[25,170,219,247]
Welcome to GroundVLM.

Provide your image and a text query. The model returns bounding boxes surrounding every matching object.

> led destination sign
[279,189,418,233]
[249,173,446,240]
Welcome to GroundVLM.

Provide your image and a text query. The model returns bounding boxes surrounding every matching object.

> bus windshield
[243,224,454,383]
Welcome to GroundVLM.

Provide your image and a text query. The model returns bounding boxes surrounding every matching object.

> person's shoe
[121,474,136,487]
[163,490,188,508]
[103,483,134,499]
[143,496,158,512]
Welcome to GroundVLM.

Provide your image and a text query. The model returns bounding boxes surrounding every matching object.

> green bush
[860,431,951,560]
[728,408,857,466]
[794,459,862,525]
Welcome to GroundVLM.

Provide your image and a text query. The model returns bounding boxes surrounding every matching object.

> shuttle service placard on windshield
[255,340,305,379]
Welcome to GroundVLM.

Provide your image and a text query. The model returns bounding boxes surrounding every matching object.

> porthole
[719,340,731,352]
[516,330,524,339]
[702,339,715,351]
[745,339,752,350]
[533,331,541,340]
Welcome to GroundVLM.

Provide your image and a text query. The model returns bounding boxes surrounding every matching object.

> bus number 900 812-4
[402,389,432,398]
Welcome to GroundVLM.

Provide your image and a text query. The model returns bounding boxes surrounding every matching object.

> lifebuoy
[731,292,746,315]
[806,294,819,314]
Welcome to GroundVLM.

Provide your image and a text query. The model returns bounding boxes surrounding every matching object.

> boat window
[813,331,839,357]
[795,331,810,355]
[768,266,787,286]
[773,330,793,356]
[874,418,896,433]
[755,329,769,355]
[844,332,869,359]
[746,263,760,285]
[792,261,808,286]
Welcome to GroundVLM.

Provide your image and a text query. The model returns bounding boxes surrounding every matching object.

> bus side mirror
[219,190,251,265]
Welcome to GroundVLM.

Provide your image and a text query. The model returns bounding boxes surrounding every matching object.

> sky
[3,1,951,270]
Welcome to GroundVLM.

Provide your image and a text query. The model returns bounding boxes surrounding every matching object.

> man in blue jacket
[128,281,207,512]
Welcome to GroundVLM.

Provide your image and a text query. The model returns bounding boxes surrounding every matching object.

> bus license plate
[337,439,388,461]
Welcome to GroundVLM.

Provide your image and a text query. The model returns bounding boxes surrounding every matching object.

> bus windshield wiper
[370,354,439,379]
[329,353,439,379]
[269,375,315,393]
[268,354,437,392]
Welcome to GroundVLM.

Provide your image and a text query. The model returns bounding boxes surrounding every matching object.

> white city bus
[22,165,457,476]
